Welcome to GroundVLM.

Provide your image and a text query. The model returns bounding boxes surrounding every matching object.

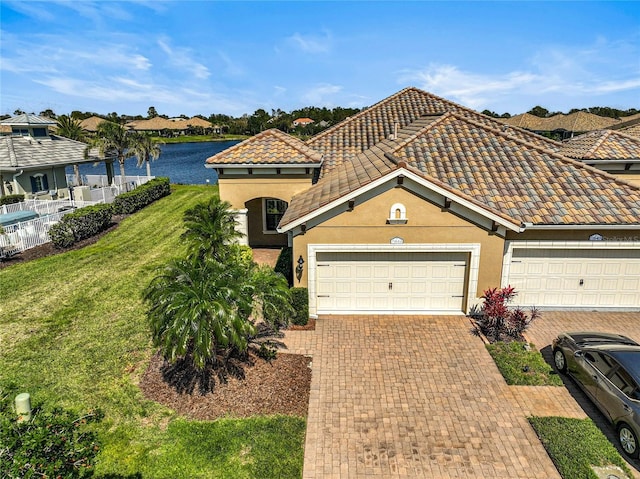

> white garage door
[316,251,468,314]
[508,249,640,308]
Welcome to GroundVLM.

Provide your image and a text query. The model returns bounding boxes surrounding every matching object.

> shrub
[111,177,170,215]
[290,287,309,326]
[0,385,103,478]
[274,247,293,286]
[475,286,540,342]
[0,194,24,206]
[49,203,113,249]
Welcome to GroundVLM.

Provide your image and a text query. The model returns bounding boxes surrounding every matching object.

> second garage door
[316,251,468,314]
[508,248,640,308]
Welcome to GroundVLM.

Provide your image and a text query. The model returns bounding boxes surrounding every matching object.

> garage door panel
[509,248,640,308]
[315,251,468,313]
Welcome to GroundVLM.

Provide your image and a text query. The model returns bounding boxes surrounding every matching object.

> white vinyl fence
[0,210,72,258]
[1,175,154,259]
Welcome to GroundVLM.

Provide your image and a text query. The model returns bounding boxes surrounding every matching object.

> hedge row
[49,177,171,248]
[290,287,309,326]
[112,177,171,215]
[49,204,113,248]
[0,194,25,206]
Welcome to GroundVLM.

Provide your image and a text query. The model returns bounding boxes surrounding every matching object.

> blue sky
[1,1,639,118]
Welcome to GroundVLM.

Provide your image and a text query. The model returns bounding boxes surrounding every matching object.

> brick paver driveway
[285,315,569,478]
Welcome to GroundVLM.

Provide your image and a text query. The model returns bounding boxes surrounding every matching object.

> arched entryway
[244,197,288,247]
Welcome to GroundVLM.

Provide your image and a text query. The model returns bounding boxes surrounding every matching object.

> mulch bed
[139,351,312,419]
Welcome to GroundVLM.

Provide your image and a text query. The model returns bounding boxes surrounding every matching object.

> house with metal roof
[206,87,640,316]
[0,114,100,199]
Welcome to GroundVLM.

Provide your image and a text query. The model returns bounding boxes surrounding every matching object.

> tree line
[4,103,638,137]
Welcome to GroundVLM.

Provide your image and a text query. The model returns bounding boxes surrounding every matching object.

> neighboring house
[502,111,633,140]
[560,130,640,187]
[79,116,109,133]
[206,87,640,316]
[126,117,214,136]
[293,118,315,127]
[0,114,100,199]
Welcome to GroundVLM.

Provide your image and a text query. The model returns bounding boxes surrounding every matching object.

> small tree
[476,286,540,342]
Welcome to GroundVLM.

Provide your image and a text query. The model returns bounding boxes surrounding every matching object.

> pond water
[68,140,239,185]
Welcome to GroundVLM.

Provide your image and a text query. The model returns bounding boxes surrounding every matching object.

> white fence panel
[0,212,66,258]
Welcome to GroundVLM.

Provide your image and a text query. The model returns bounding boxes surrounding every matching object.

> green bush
[0,194,25,206]
[111,177,171,215]
[274,246,293,286]
[290,287,309,326]
[0,385,103,478]
[49,203,113,249]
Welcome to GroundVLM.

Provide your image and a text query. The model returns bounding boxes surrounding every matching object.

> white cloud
[397,35,640,111]
[157,38,210,80]
[287,31,332,54]
[301,84,343,105]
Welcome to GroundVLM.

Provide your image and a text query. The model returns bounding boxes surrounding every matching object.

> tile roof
[0,135,100,171]
[0,114,57,126]
[501,112,623,132]
[205,128,323,166]
[619,124,640,139]
[306,87,559,177]
[560,130,640,161]
[280,111,640,228]
[79,116,109,132]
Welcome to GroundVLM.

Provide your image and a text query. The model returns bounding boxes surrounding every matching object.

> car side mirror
[574,350,583,358]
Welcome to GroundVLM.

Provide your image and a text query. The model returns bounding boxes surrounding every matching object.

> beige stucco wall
[292,188,505,299]
[218,177,313,209]
[246,198,288,247]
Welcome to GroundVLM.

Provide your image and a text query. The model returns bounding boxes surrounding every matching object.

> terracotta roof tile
[561,130,640,161]
[205,128,322,165]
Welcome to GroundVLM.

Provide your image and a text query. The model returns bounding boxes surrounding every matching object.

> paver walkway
[284,315,578,478]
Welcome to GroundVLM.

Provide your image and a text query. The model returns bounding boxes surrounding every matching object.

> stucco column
[234,208,249,246]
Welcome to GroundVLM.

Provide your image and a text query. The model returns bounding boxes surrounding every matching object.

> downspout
[12,169,24,194]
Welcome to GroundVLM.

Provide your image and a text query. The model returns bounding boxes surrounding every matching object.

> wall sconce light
[5,181,13,194]
[295,255,305,283]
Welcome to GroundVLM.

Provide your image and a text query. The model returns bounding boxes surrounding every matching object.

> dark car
[552,331,640,458]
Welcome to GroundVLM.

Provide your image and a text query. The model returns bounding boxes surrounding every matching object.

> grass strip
[529,416,633,479]
[486,341,563,386]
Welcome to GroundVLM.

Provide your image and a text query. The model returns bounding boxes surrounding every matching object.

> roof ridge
[306,87,417,144]
[267,128,324,162]
[399,111,640,192]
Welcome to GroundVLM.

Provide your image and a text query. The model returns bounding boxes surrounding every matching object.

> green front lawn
[0,185,305,478]
[529,416,633,479]
[486,341,563,386]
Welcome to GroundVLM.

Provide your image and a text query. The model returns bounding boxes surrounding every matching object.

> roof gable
[561,129,640,161]
[205,128,323,166]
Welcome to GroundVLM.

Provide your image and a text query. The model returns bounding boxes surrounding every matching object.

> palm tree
[55,115,85,142]
[130,133,162,177]
[144,196,292,370]
[181,197,243,261]
[144,256,256,370]
[91,121,133,185]
[56,115,86,186]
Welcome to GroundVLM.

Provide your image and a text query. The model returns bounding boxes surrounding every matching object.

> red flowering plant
[475,286,540,342]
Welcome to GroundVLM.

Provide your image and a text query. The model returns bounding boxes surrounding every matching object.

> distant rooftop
[0,114,57,127]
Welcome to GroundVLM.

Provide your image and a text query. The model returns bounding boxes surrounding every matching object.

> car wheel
[553,348,567,373]
[618,424,639,458]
